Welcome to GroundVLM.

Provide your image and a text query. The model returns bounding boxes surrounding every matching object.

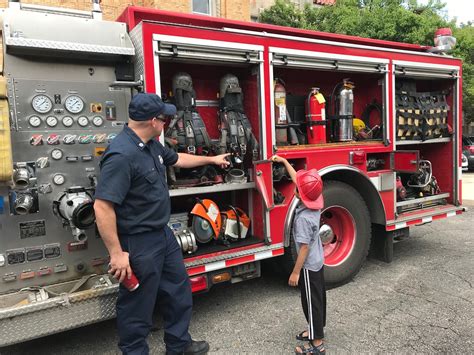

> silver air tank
[336,79,355,142]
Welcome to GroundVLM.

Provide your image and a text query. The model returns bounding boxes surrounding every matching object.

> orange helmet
[190,199,222,243]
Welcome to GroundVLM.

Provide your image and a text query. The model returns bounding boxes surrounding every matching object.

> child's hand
[271,155,286,164]
[288,271,300,287]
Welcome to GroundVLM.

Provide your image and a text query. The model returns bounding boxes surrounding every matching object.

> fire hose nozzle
[14,193,34,215]
[13,167,31,188]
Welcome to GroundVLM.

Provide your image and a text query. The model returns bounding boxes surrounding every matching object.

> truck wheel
[321,181,371,286]
[282,180,371,287]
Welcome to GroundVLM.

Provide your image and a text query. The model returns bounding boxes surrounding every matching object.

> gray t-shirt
[293,204,324,272]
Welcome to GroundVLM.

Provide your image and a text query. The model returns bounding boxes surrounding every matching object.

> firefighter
[94,93,230,355]
[271,155,326,355]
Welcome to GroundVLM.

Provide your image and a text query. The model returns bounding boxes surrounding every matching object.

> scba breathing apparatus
[165,72,218,187]
[218,74,259,166]
[164,72,259,186]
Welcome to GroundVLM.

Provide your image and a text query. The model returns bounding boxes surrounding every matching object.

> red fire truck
[0,1,464,345]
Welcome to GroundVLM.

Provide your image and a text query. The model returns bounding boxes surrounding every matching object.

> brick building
[250,0,335,21]
[0,0,251,21]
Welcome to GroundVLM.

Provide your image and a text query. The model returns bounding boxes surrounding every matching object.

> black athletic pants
[298,266,326,340]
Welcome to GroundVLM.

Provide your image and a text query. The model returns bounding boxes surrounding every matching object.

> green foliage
[261,0,451,45]
[453,25,474,122]
[259,0,474,122]
[258,0,304,28]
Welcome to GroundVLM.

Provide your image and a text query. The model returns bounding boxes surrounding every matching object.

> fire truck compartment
[151,52,266,257]
[394,72,457,144]
[157,61,261,143]
[170,191,264,257]
[272,53,388,147]
[394,142,457,214]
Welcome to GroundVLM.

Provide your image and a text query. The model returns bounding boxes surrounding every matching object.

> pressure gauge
[46,116,58,127]
[62,116,74,127]
[64,95,84,114]
[53,173,65,185]
[51,148,63,160]
[92,116,104,127]
[28,115,42,127]
[77,116,89,127]
[32,94,53,114]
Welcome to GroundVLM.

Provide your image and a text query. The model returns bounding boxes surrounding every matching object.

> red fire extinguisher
[274,79,288,145]
[305,87,326,144]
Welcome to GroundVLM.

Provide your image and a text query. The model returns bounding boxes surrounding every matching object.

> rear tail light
[190,275,208,293]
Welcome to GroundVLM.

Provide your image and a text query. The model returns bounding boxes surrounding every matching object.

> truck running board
[185,243,285,276]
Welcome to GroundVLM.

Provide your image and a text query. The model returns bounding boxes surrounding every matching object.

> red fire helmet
[296,169,324,210]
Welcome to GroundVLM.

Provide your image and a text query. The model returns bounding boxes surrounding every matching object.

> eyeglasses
[153,115,167,123]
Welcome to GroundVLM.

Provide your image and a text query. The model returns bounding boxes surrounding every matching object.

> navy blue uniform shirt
[95,124,178,236]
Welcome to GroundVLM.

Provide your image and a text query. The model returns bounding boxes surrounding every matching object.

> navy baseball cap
[128,93,176,121]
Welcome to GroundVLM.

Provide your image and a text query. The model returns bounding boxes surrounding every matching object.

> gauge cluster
[11,81,129,197]
[26,92,118,130]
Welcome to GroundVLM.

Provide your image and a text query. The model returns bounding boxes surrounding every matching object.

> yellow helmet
[353,118,366,134]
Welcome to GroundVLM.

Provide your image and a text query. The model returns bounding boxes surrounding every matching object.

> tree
[453,24,474,123]
[259,0,304,28]
[259,0,474,123]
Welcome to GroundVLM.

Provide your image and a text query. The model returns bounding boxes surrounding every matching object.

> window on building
[192,0,212,15]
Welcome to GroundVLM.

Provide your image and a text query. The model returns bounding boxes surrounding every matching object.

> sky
[419,0,474,25]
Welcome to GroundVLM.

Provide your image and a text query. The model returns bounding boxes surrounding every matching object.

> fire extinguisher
[305,87,326,144]
[274,78,288,145]
[328,79,355,142]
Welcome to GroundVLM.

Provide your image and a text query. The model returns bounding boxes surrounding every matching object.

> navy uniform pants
[117,226,192,355]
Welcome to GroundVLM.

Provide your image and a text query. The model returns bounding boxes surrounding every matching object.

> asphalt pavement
[2,177,474,354]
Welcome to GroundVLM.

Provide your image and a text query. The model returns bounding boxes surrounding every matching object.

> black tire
[282,180,371,287]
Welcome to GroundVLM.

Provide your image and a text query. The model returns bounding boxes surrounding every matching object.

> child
[271,155,326,355]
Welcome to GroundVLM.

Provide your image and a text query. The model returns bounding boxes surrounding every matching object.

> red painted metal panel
[187,266,206,276]
[392,151,419,173]
[225,255,255,267]
[432,213,447,221]
[272,248,285,256]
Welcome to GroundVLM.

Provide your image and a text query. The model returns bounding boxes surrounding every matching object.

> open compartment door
[391,150,419,173]
[253,159,274,211]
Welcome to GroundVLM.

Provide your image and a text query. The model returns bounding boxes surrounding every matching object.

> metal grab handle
[155,50,263,63]
[255,170,274,211]
[109,80,143,89]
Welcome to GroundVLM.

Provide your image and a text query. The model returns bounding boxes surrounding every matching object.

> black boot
[166,340,210,355]
[184,340,209,354]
